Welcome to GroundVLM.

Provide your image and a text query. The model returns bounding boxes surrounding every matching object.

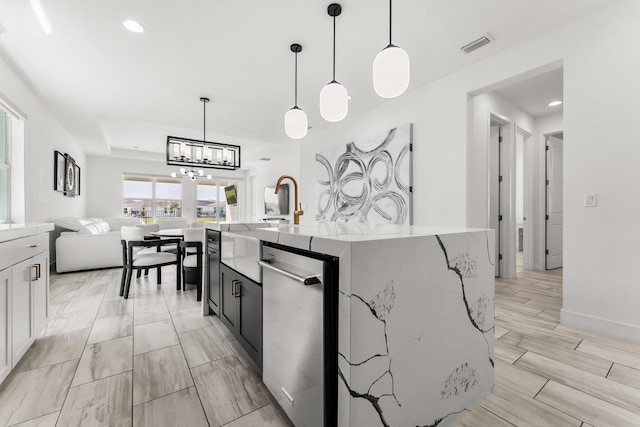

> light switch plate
[584,193,597,207]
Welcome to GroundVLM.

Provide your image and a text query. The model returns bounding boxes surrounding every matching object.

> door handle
[258,260,321,286]
[234,281,241,298]
[31,264,41,281]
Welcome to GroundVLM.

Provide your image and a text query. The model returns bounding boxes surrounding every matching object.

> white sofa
[54,217,143,273]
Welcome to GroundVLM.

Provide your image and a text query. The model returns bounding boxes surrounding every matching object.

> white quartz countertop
[255,223,488,242]
[0,223,55,243]
[250,223,491,256]
[204,222,274,232]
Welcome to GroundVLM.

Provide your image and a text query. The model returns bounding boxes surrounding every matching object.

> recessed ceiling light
[548,100,562,107]
[123,20,144,33]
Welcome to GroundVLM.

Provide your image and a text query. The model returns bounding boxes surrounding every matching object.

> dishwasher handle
[258,260,321,286]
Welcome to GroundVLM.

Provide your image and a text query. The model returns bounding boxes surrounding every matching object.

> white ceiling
[0,0,615,166]
[493,68,564,117]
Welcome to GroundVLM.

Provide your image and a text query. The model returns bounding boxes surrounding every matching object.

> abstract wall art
[315,124,412,224]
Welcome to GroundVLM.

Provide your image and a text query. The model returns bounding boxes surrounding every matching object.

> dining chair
[181,228,204,301]
[119,226,182,299]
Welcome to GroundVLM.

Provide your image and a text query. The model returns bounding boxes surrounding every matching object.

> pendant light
[320,3,348,122]
[373,0,410,98]
[284,43,308,139]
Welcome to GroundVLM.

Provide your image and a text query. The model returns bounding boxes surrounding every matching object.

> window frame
[0,106,11,222]
[122,174,183,223]
[195,178,243,223]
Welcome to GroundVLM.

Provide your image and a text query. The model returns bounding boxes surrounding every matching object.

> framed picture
[64,154,76,197]
[74,164,81,196]
[54,151,66,192]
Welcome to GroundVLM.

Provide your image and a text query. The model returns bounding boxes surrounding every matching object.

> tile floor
[1,266,640,426]
[459,268,640,427]
[0,267,292,427]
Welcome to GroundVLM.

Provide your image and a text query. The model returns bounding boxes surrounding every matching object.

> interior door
[489,125,501,277]
[546,135,563,269]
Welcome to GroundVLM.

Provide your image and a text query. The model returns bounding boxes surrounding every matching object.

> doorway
[545,133,564,269]
[489,116,508,277]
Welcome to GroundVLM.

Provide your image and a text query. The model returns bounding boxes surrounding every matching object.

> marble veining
[314,229,494,427]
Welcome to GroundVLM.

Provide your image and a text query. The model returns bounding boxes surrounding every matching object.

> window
[0,108,9,222]
[196,180,242,222]
[123,175,182,223]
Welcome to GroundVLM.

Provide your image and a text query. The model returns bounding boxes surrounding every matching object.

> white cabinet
[0,233,49,384]
[0,269,10,383]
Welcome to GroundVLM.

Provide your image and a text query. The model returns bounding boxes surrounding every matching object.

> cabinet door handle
[231,280,237,297]
[27,243,41,248]
[31,264,41,281]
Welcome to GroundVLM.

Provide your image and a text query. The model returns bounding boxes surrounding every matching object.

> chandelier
[167,97,241,180]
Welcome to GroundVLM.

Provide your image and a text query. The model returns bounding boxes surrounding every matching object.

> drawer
[0,234,48,271]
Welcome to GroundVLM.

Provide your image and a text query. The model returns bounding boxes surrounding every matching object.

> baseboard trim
[561,309,640,346]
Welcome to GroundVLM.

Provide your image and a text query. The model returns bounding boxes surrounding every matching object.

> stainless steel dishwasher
[259,242,339,427]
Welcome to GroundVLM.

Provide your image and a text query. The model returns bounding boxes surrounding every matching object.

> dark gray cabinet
[220,263,262,368]
[207,231,220,314]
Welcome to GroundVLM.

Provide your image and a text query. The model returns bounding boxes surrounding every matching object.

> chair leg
[144,268,149,276]
[119,267,127,297]
[157,267,162,285]
[136,270,142,279]
[196,265,202,301]
[123,268,133,299]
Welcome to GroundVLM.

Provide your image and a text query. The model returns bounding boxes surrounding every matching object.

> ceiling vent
[461,33,494,54]
[259,157,271,161]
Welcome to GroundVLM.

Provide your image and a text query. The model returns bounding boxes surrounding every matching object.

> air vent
[259,157,271,161]
[461,33,494,54]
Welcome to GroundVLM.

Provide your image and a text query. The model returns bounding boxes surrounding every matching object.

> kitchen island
[253,223,495,427]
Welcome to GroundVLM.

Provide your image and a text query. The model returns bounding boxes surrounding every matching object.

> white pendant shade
[284,107,308,139]
[320,82,349,122]
[373,45,410,98]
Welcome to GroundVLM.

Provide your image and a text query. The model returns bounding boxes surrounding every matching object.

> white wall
[469,92,536,230]
[247,141,301,224]
[0,56,86,223]
[290,0,640,343]
[86,155,247,221]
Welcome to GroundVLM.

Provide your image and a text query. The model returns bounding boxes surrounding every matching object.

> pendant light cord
[389,0,393,46]
[203,101,206,141]
[294,51,298,107]
[332,15,336,82]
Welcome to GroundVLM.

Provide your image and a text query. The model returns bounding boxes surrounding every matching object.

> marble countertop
[0,223,55,243]
[203,222,275,232]
[260,223,488,241]
[247,222,491,256]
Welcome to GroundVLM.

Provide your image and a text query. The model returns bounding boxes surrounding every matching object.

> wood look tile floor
[2,266,640,426]
[0,267,292,427]
[459,268,640,427]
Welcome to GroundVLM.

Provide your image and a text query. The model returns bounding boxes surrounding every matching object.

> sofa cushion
[77,218,111,235]
[105,217,143,230]
[54,217,84,232]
